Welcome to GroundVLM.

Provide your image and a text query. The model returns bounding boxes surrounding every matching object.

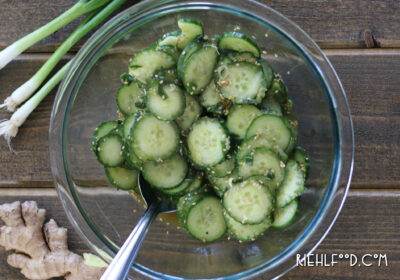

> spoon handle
[100,202,160,280]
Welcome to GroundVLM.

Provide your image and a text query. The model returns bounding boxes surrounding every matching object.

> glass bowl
[49,0,354,279]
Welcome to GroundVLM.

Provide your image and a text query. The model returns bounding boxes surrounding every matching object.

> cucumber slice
[105,166,138,190]
[178,194,205,227]
[95,134,124,167]
[162,170,194,195]
[129,48,176,84]
[224,209,271,241]
[185,172,204,194]
[124,144,143,170]
[178,36,204,70]
[208,168,241,197]
[208,154,235,178]
[246,114,291,151]
[259,59,274,89]
[122,114,137,141]
[216,62,266,104]
[294,146,310,179]
[268,75,288,104]
[110,124,123,137]
[116,81,145,116]
[227,51,258,64]
[179,45,218,95]
[187,117,230,167]
[261,96,283,116]
[143,154,188,189]
[147,83,186,121]
[223,180,273,224]
[226,104,262,138]
[92,120,120,150]
[175,92,202,131]
[238,148,285,187]
[177,18,204,50]
[155,68,181,86]
[272,199,298,228]
[157,30,181,47]
[157,45,180,62]
[199,80,229,114]
[218,32,260,57]
[131,114,179,161]
[186,196,226,242]
[276,160,306,208]
[237,134,288,163]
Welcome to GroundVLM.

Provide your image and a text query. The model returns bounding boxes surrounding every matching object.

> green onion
[0,62,71,151]
[0,0,125,112]
[0,0,112,71]
[0,0,126,147]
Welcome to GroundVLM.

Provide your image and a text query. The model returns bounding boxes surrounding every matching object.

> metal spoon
[100,173,176,280]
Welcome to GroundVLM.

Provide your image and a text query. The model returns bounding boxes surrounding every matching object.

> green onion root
[0,62,71,152]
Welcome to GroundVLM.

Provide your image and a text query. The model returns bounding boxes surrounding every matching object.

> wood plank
[283,191,400,279]
[1,50,399,188]
[0,189,399,279]
[0,1,400,51]
[326,50,400,188]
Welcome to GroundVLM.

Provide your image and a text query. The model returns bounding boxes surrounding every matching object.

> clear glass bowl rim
[49,0,354,279]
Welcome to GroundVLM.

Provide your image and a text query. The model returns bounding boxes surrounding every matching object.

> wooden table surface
[0,1,399,279]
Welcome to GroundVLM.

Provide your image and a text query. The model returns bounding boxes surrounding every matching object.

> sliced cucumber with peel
[92,120,120,150]
[116,81,145,116]
[272,199,298,228]
[130,114,179,161]
[216,62,266,104]
[237,134,288,163]
[218,32,260,57]
[179,45,218,95]
[208,155,235,178]
[157,30,181,47]
[122,114,137,141]
[224,209,271,241]
[238,148,285,189]
[185,195,226,242]
[129,48,176,84]
[143,154,188,189]
[261,97,283,116]
[199,80,228,114]
[246,114,292,151]
[276,160,306,208]
[187,117,230,167]
[208,168,241,197]
[147,83,186,121]
[294,146,310,179]
[223,180,273,225]
[105,167,138,190]
[226,104,262,138]
[95,134,124,167]
[177,19,204,50]
[175,92,202,131]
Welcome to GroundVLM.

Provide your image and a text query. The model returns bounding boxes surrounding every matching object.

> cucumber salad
[92,19,310,242]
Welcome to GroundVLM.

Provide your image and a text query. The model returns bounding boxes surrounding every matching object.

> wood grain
[1,51,398,188]
[1,0,400,51]
[0,189,398,279]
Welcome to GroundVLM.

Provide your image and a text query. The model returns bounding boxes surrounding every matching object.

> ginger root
[0,201,106,280]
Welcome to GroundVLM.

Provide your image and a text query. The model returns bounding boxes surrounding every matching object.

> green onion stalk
[0,0,111,71]
[0,0,125,112]
[0,0,126,149]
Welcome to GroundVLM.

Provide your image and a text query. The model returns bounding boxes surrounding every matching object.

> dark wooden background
[0,0,399,279]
